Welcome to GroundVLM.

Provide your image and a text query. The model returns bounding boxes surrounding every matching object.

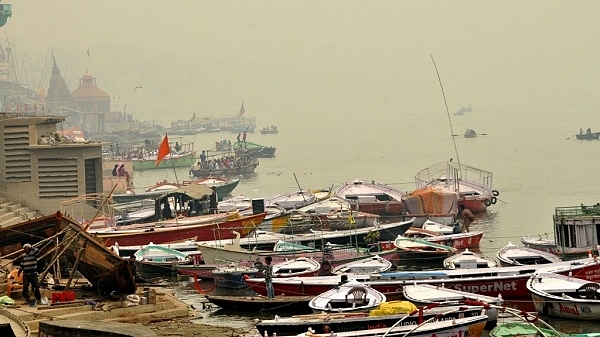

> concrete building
[0,114,104,216]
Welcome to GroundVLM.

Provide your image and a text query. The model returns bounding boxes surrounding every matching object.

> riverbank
[147,318,249,337]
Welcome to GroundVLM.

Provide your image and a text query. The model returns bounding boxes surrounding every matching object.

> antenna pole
[430,54,461,168]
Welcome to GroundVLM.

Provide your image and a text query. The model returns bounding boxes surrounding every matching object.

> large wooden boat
[106,140,197,171]
[414,161,499,213]
[334,179,406,217]
[0,212,136,295]
[189,155,259,178]
[254,303,486,337]
[92,212,267,247]
[401,187,458,227]
[0,306,30,337]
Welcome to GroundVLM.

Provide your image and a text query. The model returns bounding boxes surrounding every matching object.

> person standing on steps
[18,243,41,306]
[459,204,475,233]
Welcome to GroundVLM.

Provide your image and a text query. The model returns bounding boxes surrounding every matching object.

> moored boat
[553,205,600,256]
[443,248,498,270]
[393,235,456,262]
[414,161,499,213]
[403,227,484,250]
[254,302,486,337]
[272,257,321,277]
[400,187,458,227]
[308,280,386,313]
[332,255,393,274]
[233,140,276,158]
[527,272,600,320]
[334,179,406,217]
[132,243,194,279]
[0,305,30,337]
[496,242,561,267]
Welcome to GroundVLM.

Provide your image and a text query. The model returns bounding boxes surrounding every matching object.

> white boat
[334,179,406,216]
[272,257,321,277]
[332,255,392,275]
[394,235,456,262]
[402,283,503,324]
[527,272,600,320]
[308,280,386,313]
[443,248,498,270]
[520,234,559,255]
[496,242,561,266]
[265,189,317,210]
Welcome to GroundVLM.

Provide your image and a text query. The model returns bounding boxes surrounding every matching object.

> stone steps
[0,197,39,228]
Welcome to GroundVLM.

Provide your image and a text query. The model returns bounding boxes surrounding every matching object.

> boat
[242,256,600,299]
[403,227,484,250]
[260,125,279,134]
[393,235,456,263]
[527,272,600,320]
[237,217,416,251]
[576,128,600,140]
[205,294,312,313]
[414,161,499,213]
[269,309,488,337]
[272,257,321,277]
[146,176,240,201]
[496,242,561,267]
[0,306,30,337]
[107,140,197,171]
[132,243,193,279]
[254,302,487,337]
[402,283,503,325]
[332,255,392,274]
[520,234,560,255]
[0,212,136,296]
[233,140,276,158]
[443,248,498,270]
[334,179,406,217]
[92,211,267,247]
[265,189,317,210]
[211,262,259,289]
[454,105,472,115]
[111,239,202,259]
[189,154,259,178]
[401,187,458,227]
[464,129,477,138]
[489,322,565,337]
[553,204,600,256]
[308,280,386,313]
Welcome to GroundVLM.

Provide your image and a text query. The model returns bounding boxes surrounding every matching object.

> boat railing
[60,193,116,226]
[415,161,493,193]
[555,205,600,219]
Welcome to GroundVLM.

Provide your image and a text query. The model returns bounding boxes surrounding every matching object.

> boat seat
[345,287,367,305]
[577,282,600,299]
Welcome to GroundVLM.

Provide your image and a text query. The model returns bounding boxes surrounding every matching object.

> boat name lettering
[453,281,517,294]
[558,302,580,315]
[431,329,463,337]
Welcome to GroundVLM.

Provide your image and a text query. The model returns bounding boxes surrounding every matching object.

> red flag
[156,134,170,167]
[238,101,245,117]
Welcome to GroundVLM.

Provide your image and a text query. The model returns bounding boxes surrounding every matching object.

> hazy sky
[6,1,600,125]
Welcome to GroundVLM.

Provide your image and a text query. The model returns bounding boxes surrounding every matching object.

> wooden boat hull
[0,306,30,337]
[0,212,136,295]
[206,294,312,312]
[527,272,600,320]
[255,304,486,336]
[334,180,406,217]
[243,257,600,299]
[95,212,267,247]
[497,242,561,266]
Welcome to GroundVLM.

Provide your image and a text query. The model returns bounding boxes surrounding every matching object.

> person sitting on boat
[161,201,174,219]
[587,128,592,134]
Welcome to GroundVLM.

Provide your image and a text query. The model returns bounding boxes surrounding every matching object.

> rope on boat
[192,275,216,294]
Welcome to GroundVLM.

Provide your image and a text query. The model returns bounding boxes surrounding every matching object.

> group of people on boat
[263,125,278,131]
[194,155,252,171]
[579,128,593,135]
[215,139,232,151]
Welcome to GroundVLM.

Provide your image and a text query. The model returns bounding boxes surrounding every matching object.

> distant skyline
[6,1,600,125]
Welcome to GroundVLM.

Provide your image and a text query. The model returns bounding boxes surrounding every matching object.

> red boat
[334,180,405,217]
[243,256,600,300]
[94,212,267,247]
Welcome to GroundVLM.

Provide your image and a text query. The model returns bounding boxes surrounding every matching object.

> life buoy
[491,197,497,205]
[492,190,500,196]
[484,199,492,207]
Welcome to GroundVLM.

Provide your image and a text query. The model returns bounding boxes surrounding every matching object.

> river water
[128,105,600,334]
